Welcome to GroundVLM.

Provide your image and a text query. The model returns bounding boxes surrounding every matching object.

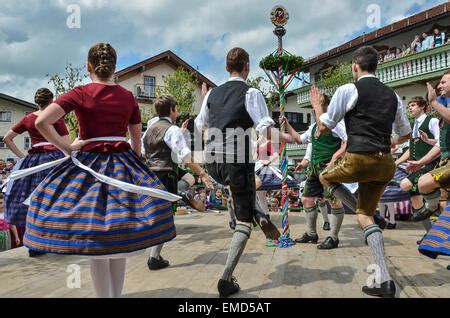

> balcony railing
[286,142,308,151]
[135,84,165,100]
[296,44,450,107]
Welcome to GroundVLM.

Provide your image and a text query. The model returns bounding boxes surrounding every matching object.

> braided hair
[88,43,117,80]
[34,88,54,109]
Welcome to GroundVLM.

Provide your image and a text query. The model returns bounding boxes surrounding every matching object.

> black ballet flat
[147,256,170,271]
[28,250,46,258]
[386,223,397,230]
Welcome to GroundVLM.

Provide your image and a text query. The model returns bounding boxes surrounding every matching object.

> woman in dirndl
[2,88,69,256]
[23,43,178,298]
[419,204,450,261]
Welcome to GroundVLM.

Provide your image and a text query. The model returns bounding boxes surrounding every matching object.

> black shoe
[255,212,281,240]
[28,250,46,258]
[295,232,319,244]
[147,257,170,271]
[417,234,426,245]
[218,277,240,298]
[323,222,331,231]
[317,236,339,250]
[447,265,450,271]
[374,214,387,230]
[229,219,236,231]
[362,280,396,298]
[180,192,206,212]
[412,208,436,222]
[386,223,397,230]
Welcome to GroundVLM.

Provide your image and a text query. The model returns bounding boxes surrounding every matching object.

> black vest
[143,118,176,172]
[206,80,255,162]
[345,77,398,153]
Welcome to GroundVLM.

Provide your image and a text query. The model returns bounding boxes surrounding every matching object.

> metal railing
[295,44,450,107]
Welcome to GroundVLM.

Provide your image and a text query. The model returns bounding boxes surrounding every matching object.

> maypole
[260,6,304,248]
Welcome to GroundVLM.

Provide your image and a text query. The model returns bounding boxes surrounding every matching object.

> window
[0,137,6,149]
[0,111,12,122]
[307,114,312,125]
[24,137,32,150]
[144,76,156,98]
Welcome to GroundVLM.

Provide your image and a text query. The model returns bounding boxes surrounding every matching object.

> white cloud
[0,0,444,102]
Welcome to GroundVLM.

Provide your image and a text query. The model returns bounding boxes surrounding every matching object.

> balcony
[134,84,165,103]
[295,44,450,107]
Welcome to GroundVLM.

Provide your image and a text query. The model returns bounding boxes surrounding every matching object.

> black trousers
[206,163,256,223]
[153,169,189,213]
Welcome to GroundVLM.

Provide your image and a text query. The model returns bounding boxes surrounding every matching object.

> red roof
[302,2,450,69]
[114,50,217,88]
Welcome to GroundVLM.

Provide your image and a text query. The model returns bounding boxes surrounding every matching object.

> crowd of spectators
[378,28,448,64]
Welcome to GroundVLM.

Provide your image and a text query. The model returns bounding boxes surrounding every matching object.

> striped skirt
[419,207,450,259]
[23,150,176,256]
[5,150,65,227]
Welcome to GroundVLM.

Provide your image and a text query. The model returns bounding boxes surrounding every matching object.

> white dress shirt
[319,74,412,138]
[194,77,275,133]
[304,143,312,162]
[412,114,440,140]
[142,116,191,163]
[300,121,347,144]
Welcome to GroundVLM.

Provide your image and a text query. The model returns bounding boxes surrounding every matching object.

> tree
[246,76,279,113]
[156,67,199,124]
[319,63,353,88]
[47,64,88,139]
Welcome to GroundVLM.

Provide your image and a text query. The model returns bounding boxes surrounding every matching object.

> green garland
[260,53,304,74]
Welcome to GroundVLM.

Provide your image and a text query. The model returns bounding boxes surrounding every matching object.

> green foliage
[260,53,304,74]
[319,63,353,88]
[156,67,199,117]
[246,77,279,113]
[47,64,88,139]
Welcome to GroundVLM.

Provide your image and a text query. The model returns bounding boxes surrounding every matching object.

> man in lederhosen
[195,47,295,298]
[313,46,412,298]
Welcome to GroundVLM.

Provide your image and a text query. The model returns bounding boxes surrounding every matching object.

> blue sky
[0,0,446,102]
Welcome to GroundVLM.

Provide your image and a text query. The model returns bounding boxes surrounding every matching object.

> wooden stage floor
[1,211,449,298]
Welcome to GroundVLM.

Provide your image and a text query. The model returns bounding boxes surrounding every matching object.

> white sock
[256,191,270,215]
[378,203,386,219]
[89,259,111,298]
[150,244,164,260]
[386,203,396,224]
[109,258,126,298]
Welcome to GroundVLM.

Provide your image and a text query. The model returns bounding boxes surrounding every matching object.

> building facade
[0,93,37,161]
[286,2,450,164]
[114,50,216,122]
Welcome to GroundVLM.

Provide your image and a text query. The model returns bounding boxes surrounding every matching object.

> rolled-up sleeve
[393,94,412,137]
[333,120,348,141]
[320,84,358,130]
[246,88,275,133]
[164,126,192,163]
[300,124,314,144]
[429,118,440,140]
